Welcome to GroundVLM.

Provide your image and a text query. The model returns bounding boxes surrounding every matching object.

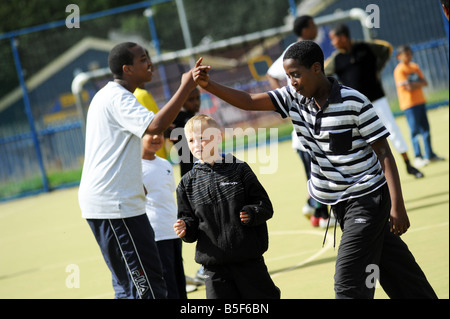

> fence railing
[0,2,448,201]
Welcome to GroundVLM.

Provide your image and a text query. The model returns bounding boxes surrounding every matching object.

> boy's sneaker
[310,216,320,227]
[406,163,424,178]
[429,155,445,162]
[186,284,198,293]
[319,216,338,229]
[186,273,204,287]
[302,201,315,220]
[195,267,206,285]
[414,157,429,168]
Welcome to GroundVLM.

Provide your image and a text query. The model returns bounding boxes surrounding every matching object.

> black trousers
[332,184,437,299]
[203,257,280,299]
[156,238,187,299]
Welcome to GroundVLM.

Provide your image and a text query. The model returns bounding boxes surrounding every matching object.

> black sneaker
[407,164,424,178]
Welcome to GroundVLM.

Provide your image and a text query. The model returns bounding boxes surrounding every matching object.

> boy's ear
[122,64,134,75]
[312,62,322,74]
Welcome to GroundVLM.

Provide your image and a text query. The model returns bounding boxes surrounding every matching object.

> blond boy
[173,114,280,299]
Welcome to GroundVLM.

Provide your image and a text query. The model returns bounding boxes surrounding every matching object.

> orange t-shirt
[393,62,426,110]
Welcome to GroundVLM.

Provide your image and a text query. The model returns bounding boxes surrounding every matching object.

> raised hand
[192,57,212,89]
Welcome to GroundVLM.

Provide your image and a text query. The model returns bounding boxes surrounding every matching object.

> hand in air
[192,57,212,89]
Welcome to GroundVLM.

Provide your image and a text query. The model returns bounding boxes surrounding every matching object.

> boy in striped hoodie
[191,41,437,299]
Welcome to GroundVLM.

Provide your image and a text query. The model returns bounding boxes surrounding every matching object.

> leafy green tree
[0,0,297,99]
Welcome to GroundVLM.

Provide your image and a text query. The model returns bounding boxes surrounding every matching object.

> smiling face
[127,45,154,84]
[142,133,164,154]
[283,58,322,98]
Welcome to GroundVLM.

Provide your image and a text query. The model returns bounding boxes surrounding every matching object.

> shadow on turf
[404,191,448,204]
[0,267,41,281]
[406,199,449,213]
[400,168,449,185]
[269,256,336,276]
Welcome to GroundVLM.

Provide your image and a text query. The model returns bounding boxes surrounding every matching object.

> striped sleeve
[340,88,390,144]
[267,86,294,119]
[358,102,390,144]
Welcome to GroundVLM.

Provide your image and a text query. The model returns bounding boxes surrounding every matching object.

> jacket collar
[193,153,238,172]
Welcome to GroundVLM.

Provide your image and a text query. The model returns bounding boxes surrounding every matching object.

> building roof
[0,37,115,113]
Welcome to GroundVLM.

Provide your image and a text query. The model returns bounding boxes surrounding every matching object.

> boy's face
[303,19,318,40]
[127,45,154,83]
[284,58,321,98]
[397,50,413,64]
[183,89,201,114]
[142,133,163,153]
[329,32,348,51]
[186,124,222,163]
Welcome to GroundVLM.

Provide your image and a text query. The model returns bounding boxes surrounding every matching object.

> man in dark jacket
[325,24,424,179]
[174,114,280,299]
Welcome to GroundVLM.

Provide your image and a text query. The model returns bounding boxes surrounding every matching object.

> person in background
[170,87,201,177]
[267,15,332,228]
[441,0,449,20]
[142,132,187,299]
[394,45,444,167]
[326,24,424,179]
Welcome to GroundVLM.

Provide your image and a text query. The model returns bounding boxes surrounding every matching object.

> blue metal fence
[0,1,173,200]
[0,0,448,201]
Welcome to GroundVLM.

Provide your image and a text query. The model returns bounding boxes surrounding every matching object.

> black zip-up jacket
[176,154,273,266]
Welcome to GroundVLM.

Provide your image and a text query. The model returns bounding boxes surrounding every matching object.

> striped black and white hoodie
[268,77,390,205]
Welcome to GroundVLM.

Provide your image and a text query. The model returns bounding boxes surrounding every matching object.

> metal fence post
[289,0,297,17]
[175,0,195,66]
[144,7,172,102]
[10,37,49,192]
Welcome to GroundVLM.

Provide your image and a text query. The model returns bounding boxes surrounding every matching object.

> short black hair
[396,45,412,55]
[108,42,138,78]
[331,24,350,38]
[284,40,324,72]
[441,0,449,8]
[293,15,313,37]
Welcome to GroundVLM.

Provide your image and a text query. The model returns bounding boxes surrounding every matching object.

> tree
[0,0,295,99]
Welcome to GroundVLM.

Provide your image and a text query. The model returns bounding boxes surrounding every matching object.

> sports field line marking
[270,230,334,278]
[266,249,322,262]
[268,221,449,279]
[270,229,327,236]
[407,221,449,234]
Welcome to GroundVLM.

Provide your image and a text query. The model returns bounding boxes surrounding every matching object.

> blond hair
[184,114,220,135]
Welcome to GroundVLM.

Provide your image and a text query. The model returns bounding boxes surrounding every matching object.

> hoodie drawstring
[322,207,337,249]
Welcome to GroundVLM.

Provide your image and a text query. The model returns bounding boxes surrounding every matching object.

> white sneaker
[186,284,198,293]
[414,157,429,168]
[302,202,315,219]
[319,216,338,229]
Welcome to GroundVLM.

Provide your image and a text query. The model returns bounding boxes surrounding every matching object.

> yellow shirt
[134,87,168,159]
[393,62,426,110]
